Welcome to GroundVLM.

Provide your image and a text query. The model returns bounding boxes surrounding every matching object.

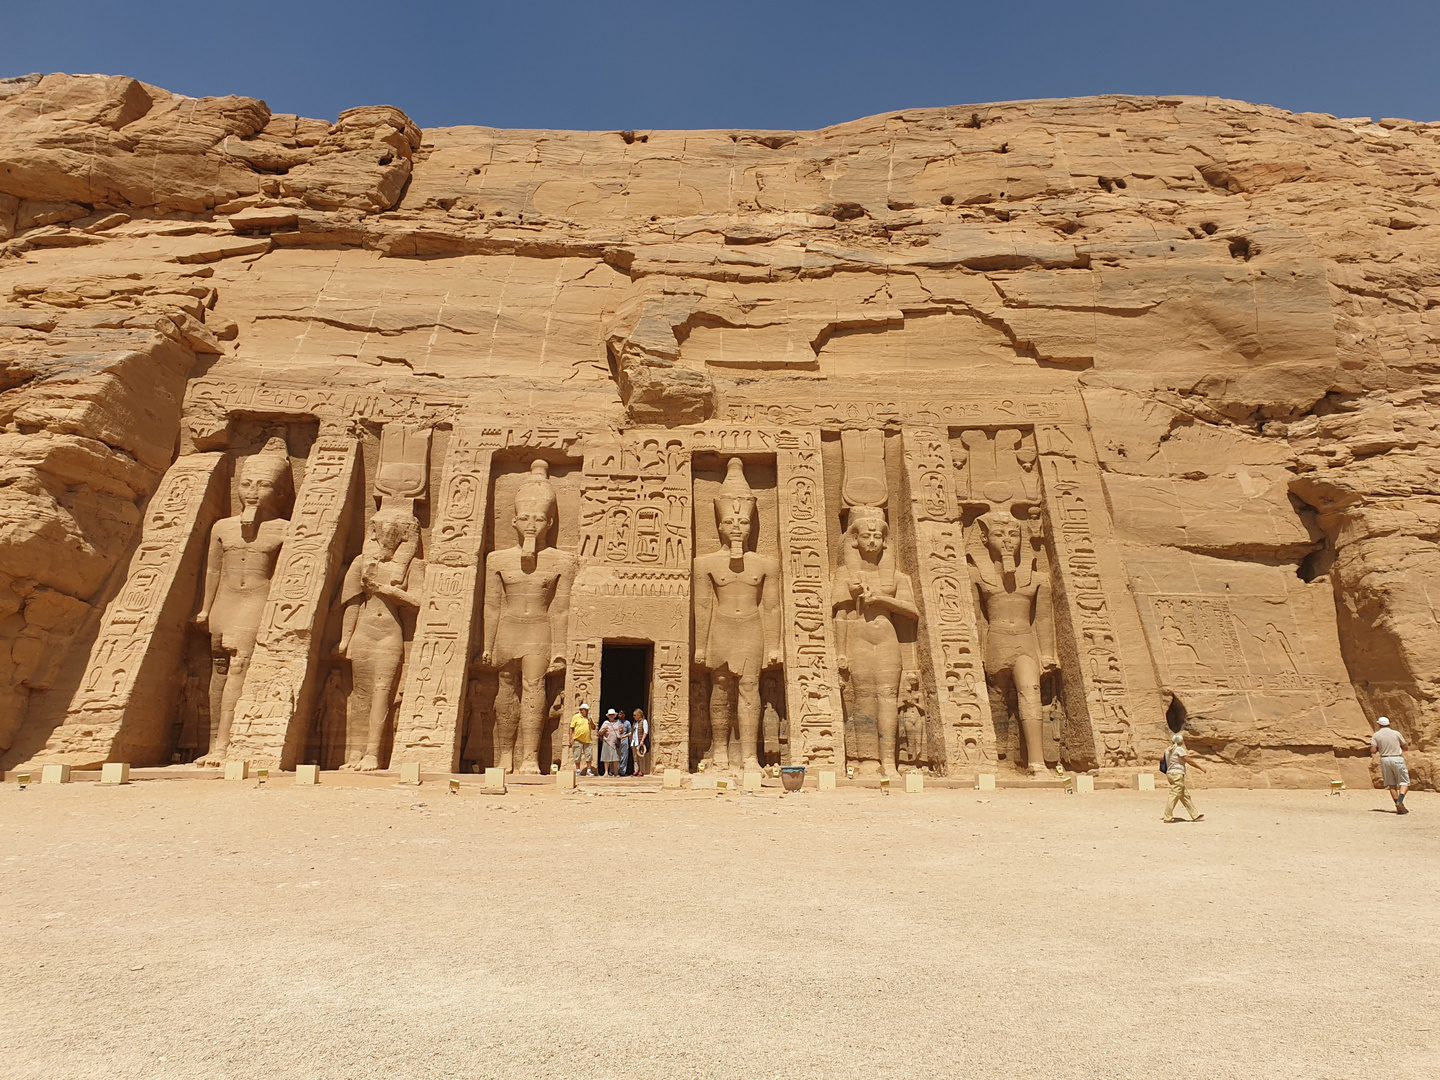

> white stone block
[905,772,924,793]
[818,770,837,791]
[691,773,717,790]
[295,764,319,785]
[663,768,684,789]
[1133,773,1155,791]
[223,761,248,781]
[743,770,763,792]
[1076,774,1094,793]
[483,767,506,794]
[101,763,130,785]
[556,767,576,791]
[398,762,421,785]
[41,764,71,784]
[976,773,996,791]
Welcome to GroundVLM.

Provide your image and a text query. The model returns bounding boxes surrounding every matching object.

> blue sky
[4,1,1438,130]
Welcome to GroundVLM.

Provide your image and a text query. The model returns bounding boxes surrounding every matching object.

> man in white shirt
[1163,731,1206,823]
[1370,716,1411,815]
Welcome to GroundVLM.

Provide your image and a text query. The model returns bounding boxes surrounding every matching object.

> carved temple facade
[21,374,1372,786]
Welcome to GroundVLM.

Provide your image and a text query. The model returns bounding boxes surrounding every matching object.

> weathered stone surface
[3,76,1440,789]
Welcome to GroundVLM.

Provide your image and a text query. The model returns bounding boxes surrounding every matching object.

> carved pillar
[390,432,494,772]
[775,430,845,768]
[227,435,361,770]
[33,454,226,767]
[900,427,995,774]
[1036,424,1166,769]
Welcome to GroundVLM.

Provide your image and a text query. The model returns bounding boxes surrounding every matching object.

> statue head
[237,436,291,531]
[978,508,1025,575]
[512,459,558,560]
[846,506,888,562]
[715,457,756,560]
[367,507,420,562]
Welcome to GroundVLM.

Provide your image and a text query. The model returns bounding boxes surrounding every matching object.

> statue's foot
[517,761,542,776]
[355,755,381,772]
[1029,764,1050,778]
[193,753,225,768]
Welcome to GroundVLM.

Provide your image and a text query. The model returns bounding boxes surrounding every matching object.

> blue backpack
[1159,749,1169,774]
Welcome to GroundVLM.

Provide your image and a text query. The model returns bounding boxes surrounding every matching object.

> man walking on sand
[1163,731,1206,823]
[1371,716,1411,814]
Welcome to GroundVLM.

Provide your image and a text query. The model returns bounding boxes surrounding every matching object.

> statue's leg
[737,671,762,772]
[516,652,549,774]
[1014,654,1046,773]
[494,663,521,772]
[709,669,735,770]
[358,639,403,771]
[341,647,374,769]
[213,645,254,759]
[198,650,230,764]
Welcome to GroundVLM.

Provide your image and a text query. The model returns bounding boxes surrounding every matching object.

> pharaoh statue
[692,457,782,772]
[193,436,292,766]
[831,506,919,777]
[336,509,423,771]
[482,460,576,774]
[968,507,1057,775]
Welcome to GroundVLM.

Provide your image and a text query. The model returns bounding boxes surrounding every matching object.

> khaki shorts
[572,742,593,766]
[1380,756,1410,787]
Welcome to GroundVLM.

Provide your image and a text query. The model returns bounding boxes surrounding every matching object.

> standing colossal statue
[692,458,782,773]
[968,507,1057,775]
[482,460,576,774]
[335,508,423,771]
[832,507,918,777]
[192,437,292,766]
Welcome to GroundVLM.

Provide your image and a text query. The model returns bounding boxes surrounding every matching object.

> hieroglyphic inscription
[566,638,601,721]
[42,454,225,765]
[1036,426,1136,767]
[718,395,1077,428]
[900,428,993,772]
[775,433,844,767]
[390,432,495,772]
[186,378,461,426]
[652,641,688,772]
[227,436,359,769]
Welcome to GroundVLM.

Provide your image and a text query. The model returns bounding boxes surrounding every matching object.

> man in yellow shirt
[570,702,594,776]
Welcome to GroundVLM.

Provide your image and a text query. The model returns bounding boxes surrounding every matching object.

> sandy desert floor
[1,775,1436,1080]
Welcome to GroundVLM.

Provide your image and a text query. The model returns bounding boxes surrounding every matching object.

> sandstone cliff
[3,72,1437,786]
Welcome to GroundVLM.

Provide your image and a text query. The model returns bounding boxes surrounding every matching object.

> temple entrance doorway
[599,642,651,773]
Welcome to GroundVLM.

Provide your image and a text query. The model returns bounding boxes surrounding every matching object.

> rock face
[3,73,1438,788]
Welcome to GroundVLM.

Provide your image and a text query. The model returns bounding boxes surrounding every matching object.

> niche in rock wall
[172,418,317,764]
[952,427,1068,774]
[689,454,780,769]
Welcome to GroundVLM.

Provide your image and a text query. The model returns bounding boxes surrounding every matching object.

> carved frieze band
[227,435,360,769]
[900,428,994,772]
[390,432,495,773]
[45,453,225,763]
[775,434,844,767]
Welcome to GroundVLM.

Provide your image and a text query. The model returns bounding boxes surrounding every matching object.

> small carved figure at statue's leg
[737,671,763,773]
[195,651,232,766]
[494,663,522,773]
[1014,654,1046,775]
[709,668,736,770]
[516,652,549,774]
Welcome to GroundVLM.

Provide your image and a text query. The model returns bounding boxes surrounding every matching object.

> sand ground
[1,775,1436,1080]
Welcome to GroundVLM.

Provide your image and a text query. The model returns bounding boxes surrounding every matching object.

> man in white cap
[1162,731,1206,823]
[1371,716,1411,814]
[569,703,594,776]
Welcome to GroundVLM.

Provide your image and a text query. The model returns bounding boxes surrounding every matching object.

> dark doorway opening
[600,643,651,773]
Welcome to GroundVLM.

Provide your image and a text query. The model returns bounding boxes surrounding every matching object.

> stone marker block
[743,770,763,792]
[692,774,717,790]
[398,762,421,785]
[1133,773,1155,791]
[295,764,319,785]
[16,773,31,787]
[41,764,71,784]
[483,767,506,794]
[905,772,924,793]
[976,773,996,791]
[663,768,684,789]
[818,770,837,791]
[224,761,249,781]
[1076,774,1094,793]
[557,767,576,791]
[716,777,730,793]
[101,763,130,785]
